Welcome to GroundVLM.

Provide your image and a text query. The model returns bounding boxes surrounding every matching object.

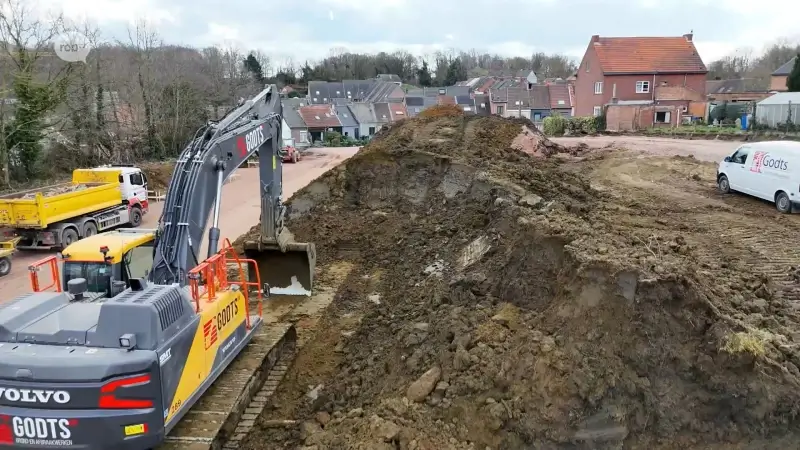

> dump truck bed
[0,181,123,229]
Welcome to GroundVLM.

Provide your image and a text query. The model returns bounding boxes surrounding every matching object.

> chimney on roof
[683,33,693,41]
[591,35,600,43]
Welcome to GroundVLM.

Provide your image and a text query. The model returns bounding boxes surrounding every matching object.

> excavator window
[122,242,154,283]
[63,261,113,293]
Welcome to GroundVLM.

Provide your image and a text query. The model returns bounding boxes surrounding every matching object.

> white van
[717,141,800,213]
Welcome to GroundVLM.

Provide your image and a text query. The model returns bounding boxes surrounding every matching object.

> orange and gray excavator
[0,85,314,449]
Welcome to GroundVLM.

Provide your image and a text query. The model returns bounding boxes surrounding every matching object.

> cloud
[36,0,178,26]
[26,0,800,68]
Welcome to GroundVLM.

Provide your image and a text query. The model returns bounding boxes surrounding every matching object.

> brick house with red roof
[546,83,573,116]
[573,34,707,117]
[298,104,342,142]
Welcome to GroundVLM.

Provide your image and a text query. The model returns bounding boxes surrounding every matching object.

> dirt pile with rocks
[237,114,800,450]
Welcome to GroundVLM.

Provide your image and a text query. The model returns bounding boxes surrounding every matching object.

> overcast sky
[33,0,800,69]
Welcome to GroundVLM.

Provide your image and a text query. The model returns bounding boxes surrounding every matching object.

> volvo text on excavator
[0,85,314,449]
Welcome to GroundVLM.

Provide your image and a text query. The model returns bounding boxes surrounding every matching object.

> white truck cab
[717,141,800,213]
[86,165,149,205]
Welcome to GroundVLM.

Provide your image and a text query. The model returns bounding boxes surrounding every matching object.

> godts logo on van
[751,151,788,173]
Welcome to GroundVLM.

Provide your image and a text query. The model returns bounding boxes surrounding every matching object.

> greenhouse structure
[755,92,800,128]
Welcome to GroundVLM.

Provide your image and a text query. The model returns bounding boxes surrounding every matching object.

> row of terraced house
[282,33,800,139]
[281,72,577,147]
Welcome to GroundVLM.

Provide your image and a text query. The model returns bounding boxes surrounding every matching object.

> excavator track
[158,260,352,450]
[158,322,297,450]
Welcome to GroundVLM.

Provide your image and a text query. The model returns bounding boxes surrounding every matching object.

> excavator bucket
[242,228,315,296]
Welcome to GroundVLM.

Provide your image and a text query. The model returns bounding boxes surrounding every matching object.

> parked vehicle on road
[717,141,800,213]
[282,138,300,163]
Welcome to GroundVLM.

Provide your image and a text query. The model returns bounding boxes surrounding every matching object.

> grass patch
[721,330,768,357]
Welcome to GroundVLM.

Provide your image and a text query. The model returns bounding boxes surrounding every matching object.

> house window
[299,131,308,142]
[344,131,349,136]
[655,111,671,123]
[585,61,590,72]
[315,91,320,95]
[368,126,376,135]
[497,105,504,114]
[557,100,565,105]
[636,81,650,93]
[593,106,602,116]
[594,81,603,94]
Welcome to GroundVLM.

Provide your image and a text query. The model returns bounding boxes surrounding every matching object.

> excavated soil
[236,114,800,450]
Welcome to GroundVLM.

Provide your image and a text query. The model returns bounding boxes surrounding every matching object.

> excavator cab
[28,228,156,296]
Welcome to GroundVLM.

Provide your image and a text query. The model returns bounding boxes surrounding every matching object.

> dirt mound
[237,115,800,450]
[140,162,173,191]
[418,104,464,118]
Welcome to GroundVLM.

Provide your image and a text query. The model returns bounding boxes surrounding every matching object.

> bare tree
[125,20,163,159]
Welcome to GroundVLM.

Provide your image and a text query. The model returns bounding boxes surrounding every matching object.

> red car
[282,145,300,163]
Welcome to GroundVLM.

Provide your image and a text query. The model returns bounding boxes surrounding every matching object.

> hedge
[542,115,605,136]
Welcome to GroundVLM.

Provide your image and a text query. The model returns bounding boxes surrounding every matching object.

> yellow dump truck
[0,165,151,249]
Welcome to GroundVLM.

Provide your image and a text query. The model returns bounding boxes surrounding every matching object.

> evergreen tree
[243,53,265,84]
[787,55,800,92]
[417,60,432,86]
[443,58,467,86]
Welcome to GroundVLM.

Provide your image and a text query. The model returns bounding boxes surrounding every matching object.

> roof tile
[706,78,768,94]
[373,103,392,122]
[298,105,341,128]
[547,84,571,108]
[593,36,707,74]
[388,103,407,120]
[437,95,456,105]
[773,56,797,76]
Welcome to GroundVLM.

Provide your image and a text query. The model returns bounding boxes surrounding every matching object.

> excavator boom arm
[148,85,286,286]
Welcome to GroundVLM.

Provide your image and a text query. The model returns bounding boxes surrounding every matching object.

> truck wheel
[83,221,98,237]
[0,257,10,277]
[130,206,143,227]
[776,191,792,214]
[61,228,79,247]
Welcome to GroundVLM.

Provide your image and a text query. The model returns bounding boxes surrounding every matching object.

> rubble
[17,183,88,199]
[236,114,800,449]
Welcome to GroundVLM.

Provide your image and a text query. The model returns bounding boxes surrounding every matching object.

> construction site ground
[227,118,800,450]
